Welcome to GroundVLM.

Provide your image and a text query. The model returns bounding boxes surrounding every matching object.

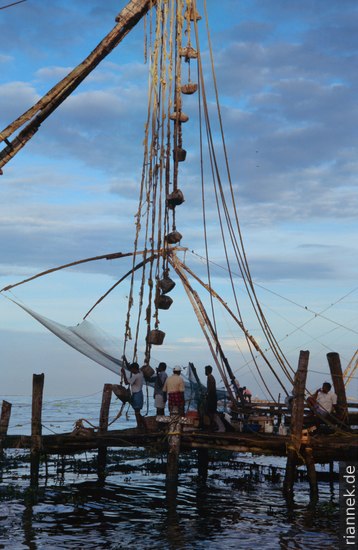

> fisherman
[121,362,147,431]
[204,365,225,432]
[243,386,252,403]
[163,366,185,416]
[153,362,168,416]
[307,382,337,422]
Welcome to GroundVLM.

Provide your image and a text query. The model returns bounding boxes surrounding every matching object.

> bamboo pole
[283,350,309,498]
[327,352,348,423]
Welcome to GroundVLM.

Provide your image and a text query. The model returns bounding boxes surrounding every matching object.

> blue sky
[0,0,357,399]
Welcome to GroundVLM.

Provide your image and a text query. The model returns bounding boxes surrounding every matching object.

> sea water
[0,394,340,549]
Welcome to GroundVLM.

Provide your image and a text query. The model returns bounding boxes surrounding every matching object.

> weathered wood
[327,352,349,423]
[166,414,183,483]
[0,400,12,437]
[0,0,158,170]
[304,445,318,501]
[99,384,113,433]
[283,350,309,497]
[98,384,113,479]
[31,373,44,453]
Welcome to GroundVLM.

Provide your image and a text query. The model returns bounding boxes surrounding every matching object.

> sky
[0,0,357,400]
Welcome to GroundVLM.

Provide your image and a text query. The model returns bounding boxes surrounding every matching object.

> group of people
[120,360,224,431]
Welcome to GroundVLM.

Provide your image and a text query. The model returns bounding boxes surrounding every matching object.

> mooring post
[98,384,112,479]
[283,350,309,499]
[0,400,12,438]
[166,414,183,483]
[326,352,348,424]
[31,373,44,487]
[31,374,44,452]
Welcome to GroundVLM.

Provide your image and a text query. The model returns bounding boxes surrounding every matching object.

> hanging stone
[158,276,176,294]
[155,294,173,310]
[148,329,165,345]
[169,111,189,123]
[181,83,198,95]
[173,147,187,162]
[165,230,182,244]
[185,7,202,21]
[179,46,198,60]
[167,189,185,209]
[140,364,155,379]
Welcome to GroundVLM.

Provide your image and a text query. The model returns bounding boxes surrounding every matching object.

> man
[121,362,147,430]
[307,381,337,419]
[163,366,185,416]
[205,365,225,432]
[154,362,168,416]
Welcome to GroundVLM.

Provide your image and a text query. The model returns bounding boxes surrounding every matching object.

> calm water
[0,395,340,549]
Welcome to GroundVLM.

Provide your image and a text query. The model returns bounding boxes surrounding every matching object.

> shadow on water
[0,449,340,550]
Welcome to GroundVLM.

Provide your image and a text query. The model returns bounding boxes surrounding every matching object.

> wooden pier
[1,351,357,500]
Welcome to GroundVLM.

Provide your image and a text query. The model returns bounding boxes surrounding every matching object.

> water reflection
[1,450,340,550]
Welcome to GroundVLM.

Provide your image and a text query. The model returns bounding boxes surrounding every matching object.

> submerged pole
[283,350,309,498]
[0,400,11,437]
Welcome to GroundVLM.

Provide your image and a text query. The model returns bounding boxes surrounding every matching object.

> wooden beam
[0,0,157,170]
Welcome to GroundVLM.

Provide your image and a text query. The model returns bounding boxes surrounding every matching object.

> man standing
[205,365,225,432]
[121,362,147,431]
[163,366,185,416]
[154,362,168,416]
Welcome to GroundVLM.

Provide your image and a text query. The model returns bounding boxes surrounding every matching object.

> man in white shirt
[163,366,185,416]
[307,381,337,418]
[121,362,147,430]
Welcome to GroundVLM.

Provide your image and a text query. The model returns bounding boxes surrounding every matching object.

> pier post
[31,373,44,487]
[0,400,12,441]
[98,384,112,479]
[304,445,318,501]
[0,400,12,453]
[166,413,182,483]
[326,352,348,424]
[197,448,209,481]
[283,350,309,499]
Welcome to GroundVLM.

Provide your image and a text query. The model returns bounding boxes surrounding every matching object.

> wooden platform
[2,420,356,464]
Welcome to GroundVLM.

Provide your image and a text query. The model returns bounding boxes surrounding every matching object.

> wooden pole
[0,400,12,437]
[326,352,349,424]
[98,384,112,479]
[31,374,44,451]
[166,413,183,483]
[283,350,309,498]
[0,0,158,171]
[0,400,12,453]
[31,373,44,487]
[304,445,318,501]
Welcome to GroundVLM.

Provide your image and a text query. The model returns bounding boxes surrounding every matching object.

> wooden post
[326,352,348,424]
[31,373,44,487]
[304,445,318,501]
[31,374,44,452]
[0,400,12,437]
[0,400,12,453]
[283,350,309,498]
[166,414,182,483]
[197,448,209,481]
[98,384,112,479]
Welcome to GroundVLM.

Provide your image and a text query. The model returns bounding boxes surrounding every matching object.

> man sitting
[307,382,337,423]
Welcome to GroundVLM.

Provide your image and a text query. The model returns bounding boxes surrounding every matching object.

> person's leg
[134,409,147,430]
